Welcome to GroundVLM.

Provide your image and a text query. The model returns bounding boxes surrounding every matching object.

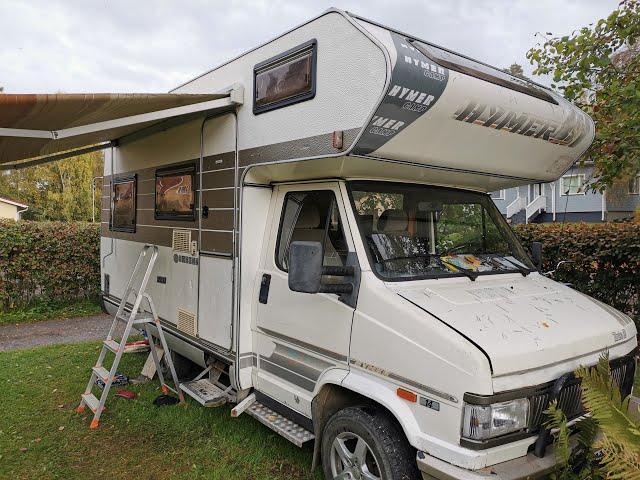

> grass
[0,342,322,480]
[0,298,103,326]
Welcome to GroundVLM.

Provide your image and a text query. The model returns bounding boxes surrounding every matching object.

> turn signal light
[397,388,417,403]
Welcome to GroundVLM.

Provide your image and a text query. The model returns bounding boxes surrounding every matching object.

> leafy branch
[527,0,640,189]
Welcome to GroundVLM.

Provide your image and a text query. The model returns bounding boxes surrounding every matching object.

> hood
[394,274,637,376]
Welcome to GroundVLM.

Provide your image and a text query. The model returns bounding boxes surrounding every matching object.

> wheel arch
[311,370,422,469]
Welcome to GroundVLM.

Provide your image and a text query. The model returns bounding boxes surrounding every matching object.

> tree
[527,0,640,190]
[502,63,526,79]
[0,151,104,221]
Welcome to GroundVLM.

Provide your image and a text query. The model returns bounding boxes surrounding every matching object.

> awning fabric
[0,85,243,167]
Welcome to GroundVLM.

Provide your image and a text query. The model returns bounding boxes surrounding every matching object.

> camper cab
[1,8,636,480]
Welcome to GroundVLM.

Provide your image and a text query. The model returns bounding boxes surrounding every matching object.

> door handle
[259,274,271,304]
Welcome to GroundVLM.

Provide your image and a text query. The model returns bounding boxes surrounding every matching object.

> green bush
[0,220,100,310]
[514,223,640,324]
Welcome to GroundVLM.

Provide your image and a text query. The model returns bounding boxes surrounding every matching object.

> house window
[629,175,640,195]
[155,165,196,220]
[253,39,317,115]
[490,190,506,200]
[560,174,586,196]
[110,174,137,233]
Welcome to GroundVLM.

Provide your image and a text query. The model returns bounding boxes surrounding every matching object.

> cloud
[0,0,619,93]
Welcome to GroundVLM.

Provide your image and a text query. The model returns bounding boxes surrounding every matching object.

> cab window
[276,191,348,271]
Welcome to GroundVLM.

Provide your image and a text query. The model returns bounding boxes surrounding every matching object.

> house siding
[0,201,19,220]
[490,165,639,223]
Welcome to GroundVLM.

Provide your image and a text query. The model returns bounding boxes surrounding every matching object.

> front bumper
[417,440,565,480]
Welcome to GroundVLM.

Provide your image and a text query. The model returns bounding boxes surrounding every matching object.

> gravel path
[0,314,126,352]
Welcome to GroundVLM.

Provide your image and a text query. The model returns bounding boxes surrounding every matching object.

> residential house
[492,165,639,223]
[0,197,28,221]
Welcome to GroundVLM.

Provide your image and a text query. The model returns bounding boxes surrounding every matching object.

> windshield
[349,181,535,281]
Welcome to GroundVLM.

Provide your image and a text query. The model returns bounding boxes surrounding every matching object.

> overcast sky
[1,0,619,94]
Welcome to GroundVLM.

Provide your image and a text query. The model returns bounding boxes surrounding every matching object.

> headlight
[462,398,529,441]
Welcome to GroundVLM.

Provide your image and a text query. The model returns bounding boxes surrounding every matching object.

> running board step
[245,401,314,447]
[180,379,229,407]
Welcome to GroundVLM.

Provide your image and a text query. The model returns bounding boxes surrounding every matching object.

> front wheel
[321,407,420,480]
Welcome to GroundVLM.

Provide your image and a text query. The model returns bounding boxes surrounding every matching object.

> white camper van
[1,8,637,480]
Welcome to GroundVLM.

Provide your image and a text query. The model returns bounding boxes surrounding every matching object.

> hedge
[0,220,638,325]
[514,223,640,324]
[0,220,100,310]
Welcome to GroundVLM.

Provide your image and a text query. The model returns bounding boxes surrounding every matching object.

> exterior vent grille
[177,309,197,337]
[172,230,191,253]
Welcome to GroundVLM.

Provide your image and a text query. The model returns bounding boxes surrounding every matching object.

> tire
[321,406,420,480]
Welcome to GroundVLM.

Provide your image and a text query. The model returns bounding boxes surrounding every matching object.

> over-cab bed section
[351,17,595,184]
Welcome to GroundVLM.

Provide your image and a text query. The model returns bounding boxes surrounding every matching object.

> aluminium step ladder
[77,244,184,428]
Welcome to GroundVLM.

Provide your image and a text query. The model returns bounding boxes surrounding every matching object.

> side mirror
[531,241,543,272]
[288,241,356,297]
[288,241,324,293]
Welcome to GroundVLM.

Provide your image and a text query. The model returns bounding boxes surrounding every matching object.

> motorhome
[0,8,637,480]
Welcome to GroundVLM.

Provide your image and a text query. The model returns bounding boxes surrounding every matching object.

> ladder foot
[162,386,168,394]
[90,419,99,429]
[76,406,85,413]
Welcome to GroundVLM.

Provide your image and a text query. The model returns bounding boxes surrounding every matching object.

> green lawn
[0,342,321,480]
[0,298,103,326]
[1,342,638,480]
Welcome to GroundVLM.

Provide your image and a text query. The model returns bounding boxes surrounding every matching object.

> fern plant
[546,352,640,479]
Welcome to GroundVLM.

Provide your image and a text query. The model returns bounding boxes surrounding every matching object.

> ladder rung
[103,340,121,353]
[81,393,101,413]
[92,366,110,382]
[116,313,154,324]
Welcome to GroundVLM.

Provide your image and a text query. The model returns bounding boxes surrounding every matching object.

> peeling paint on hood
[394,273,637,376]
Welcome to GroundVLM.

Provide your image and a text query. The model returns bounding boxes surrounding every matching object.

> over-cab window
[155,165,196,221]
[253,39,317,114]
[110,174,136,233]
[276,191,348,271]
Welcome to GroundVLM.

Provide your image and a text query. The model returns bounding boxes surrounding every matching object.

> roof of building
[0,196,28,208]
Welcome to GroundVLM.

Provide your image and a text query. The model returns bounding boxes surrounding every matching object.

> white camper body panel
[173,11,388,155]
[102,113,238,359]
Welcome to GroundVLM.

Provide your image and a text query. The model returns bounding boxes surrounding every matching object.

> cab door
[254,182,355,416]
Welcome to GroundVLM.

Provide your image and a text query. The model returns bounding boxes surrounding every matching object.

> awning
[0,84,243,168]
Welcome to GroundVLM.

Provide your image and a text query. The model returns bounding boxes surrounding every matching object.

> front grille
[527,357,635,432]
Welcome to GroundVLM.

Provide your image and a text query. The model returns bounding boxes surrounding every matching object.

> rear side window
[275,190,347,271]
[155,165,196,220]
[110,174,136,233]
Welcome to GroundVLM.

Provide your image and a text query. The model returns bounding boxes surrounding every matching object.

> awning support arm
[0,142,115,171]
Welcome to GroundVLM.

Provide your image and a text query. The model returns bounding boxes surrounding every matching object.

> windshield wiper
[440,259,479,281]
[499,257,530,277]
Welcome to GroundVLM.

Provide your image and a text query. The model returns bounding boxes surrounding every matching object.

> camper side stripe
[353,32,449,155]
